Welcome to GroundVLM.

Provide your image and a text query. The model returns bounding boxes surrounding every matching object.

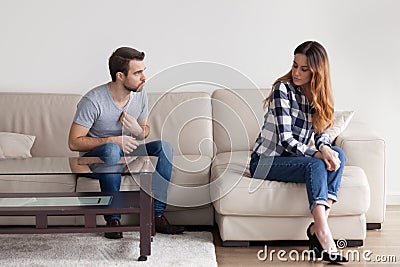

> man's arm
[137,119,150,139]
[68,122,112,152]
[68,122,139,153]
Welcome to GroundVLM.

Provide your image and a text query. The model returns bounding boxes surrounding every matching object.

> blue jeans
[82,141,173,221]
[249,147,345,212]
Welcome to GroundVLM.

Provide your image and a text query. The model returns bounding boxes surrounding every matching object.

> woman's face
[292,54,312,88]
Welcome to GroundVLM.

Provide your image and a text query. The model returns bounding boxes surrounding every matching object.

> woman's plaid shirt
[253,81,331,157]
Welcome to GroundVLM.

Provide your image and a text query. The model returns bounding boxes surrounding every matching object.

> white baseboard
[386,193,400,205]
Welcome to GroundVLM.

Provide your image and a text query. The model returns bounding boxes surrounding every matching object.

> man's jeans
[82,141,173,222]
[249,147,346,212]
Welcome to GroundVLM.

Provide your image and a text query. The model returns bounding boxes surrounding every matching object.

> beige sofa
[210,89,384,246]
[0,89,385,246]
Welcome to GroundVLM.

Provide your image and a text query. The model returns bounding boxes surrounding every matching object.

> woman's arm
[314,132,331,151]
[271,83,317,157]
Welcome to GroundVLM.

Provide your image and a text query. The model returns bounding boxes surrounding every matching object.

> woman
[249,41,348,263]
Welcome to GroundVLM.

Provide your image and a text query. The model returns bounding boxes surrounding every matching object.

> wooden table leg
[85,214,96,228]
[138,172,152,261]
[151,196,155,238]
[36,214,48,229]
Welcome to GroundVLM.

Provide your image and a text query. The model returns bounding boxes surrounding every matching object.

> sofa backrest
[0,89,264,157]
[211,89,270,153]
[0,93,81,157]
[146,91,214,158]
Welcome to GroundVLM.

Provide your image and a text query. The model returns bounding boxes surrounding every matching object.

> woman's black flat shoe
[308,230,348,263]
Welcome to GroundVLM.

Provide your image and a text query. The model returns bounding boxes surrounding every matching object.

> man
[68,47,184,239]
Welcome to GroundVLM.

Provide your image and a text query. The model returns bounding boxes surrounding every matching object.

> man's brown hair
[109,47,145,81]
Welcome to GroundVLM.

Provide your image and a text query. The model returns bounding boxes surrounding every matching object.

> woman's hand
[313,145,341,171]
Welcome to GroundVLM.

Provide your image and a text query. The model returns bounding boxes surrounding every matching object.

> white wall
[1,0,399,202]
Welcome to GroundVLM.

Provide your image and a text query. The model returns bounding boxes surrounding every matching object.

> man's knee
[160,140,173,154]
[101,142,122,164]
[151,140,173,156]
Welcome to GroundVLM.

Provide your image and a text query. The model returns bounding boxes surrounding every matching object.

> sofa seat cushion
[76,154,212,211]
[0,174,77,193]
[211,151,370,217]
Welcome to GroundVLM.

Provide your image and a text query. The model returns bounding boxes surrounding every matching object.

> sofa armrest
[334,121,386,224]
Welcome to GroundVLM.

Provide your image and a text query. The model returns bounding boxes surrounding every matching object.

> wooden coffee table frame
[0,172,154,261]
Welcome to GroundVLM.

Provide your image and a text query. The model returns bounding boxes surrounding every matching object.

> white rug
[0,231,217,266]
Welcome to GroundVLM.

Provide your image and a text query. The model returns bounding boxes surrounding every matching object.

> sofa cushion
[0,93,81,157]
[0,132,35,158]
[0,174,76,193]
[212,89,269,154]
[327,110,355,142]
[309,110,355,148]
[211,151,370,217]
[146,92,213,158]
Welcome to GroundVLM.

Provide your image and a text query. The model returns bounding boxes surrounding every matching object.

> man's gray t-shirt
[73,83,148,138]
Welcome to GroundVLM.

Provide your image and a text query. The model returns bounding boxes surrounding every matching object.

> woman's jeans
[249,147,346,212]
[82,141,173,222]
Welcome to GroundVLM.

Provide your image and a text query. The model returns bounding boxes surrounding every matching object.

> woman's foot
[312,225,337,253]
[308,224,348,263]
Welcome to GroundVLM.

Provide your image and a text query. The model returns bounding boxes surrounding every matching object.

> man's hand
[108,135,139,154]
[120,111,143,137]
[313,145,341,171]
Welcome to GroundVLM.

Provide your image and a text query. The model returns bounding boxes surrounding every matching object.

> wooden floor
[213,205,400,266]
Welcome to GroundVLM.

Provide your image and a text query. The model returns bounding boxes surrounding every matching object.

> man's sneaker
[155,215,184,234]
[104,219,123,239]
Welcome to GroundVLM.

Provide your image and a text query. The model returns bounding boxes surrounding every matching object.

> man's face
[122,60,146,92]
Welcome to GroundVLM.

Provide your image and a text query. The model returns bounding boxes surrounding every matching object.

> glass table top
[0,196,113,207]
[0,156,156,175]
[0,156,155,207]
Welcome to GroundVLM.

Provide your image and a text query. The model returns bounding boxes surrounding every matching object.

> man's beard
[123,81,144,92]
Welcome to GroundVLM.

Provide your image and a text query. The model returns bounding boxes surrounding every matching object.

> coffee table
[0,156,156,261]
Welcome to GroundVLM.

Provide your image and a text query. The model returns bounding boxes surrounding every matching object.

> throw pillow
[309,110,355,148]
[0,132,36,158]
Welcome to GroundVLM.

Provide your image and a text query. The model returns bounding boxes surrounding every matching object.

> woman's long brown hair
[264,41,334,134]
